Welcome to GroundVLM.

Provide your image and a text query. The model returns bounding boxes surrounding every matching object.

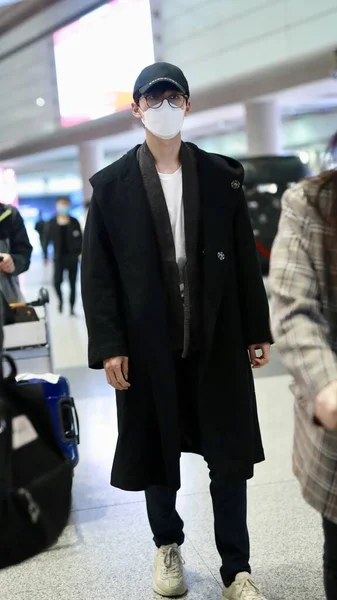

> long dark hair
[313,169,337,232]
[311,170,337,306]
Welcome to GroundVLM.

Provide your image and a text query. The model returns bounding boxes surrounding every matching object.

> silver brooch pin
[231,180,241,189]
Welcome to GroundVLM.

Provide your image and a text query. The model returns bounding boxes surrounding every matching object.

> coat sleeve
[81,191,128,369]
[270,186,337,403]
[10,209,33,276]
[233,188,272,346]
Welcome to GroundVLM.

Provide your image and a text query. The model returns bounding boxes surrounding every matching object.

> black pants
[39,236,48,260]
[145,355,250,587]
[323,517,337,599]
[54,256,78,308]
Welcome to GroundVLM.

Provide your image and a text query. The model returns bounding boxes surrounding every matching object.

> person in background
[82,62,271,600]
[35,211,47,262]
[270,169,337,600]
[44,197,82,316]
[327,131,337,158]
[0,203,32,303]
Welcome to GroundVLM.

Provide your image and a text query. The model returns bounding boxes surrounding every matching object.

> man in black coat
[44,197,82,316]
[81,63,271,600]
[35,211,48,262]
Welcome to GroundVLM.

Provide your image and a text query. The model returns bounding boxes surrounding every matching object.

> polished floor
[1,259,325,599]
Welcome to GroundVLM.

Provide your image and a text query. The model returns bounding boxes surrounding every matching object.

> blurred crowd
[0,197,89,315]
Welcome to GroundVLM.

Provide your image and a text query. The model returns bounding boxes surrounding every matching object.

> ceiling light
[36,98,45,107]
[0,1,24,6]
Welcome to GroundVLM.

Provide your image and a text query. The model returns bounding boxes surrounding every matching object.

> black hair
[312,169,337,234]
[308,169,337,334]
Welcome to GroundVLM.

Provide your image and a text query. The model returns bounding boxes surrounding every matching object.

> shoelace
[162,547,185,578]
[233,576,263,599]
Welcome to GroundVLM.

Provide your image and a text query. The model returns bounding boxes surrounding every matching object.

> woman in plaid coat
[270,169,337,599]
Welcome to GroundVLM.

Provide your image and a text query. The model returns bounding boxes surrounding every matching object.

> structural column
[78,141,104,201]
[245,100,282,156]
[150,0,164,61]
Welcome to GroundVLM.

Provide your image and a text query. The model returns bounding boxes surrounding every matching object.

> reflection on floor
[1,259,325,599]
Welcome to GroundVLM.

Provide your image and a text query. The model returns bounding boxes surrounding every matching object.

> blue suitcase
[17,376,80,467]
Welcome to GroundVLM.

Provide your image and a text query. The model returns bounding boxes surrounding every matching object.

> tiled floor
[1,259,326,599]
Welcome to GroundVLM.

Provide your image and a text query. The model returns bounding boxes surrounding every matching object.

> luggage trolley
[3,288,80,467]
[3,287,54,374]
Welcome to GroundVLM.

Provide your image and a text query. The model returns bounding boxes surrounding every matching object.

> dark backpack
[0,356,73,569]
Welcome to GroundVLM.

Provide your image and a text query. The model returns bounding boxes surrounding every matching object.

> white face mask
[141,100,186,140]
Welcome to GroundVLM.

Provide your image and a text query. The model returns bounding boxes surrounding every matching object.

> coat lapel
[180,143,200,285]
[111,148,160,265]
[102,145,238,357]
[138,143,177,269]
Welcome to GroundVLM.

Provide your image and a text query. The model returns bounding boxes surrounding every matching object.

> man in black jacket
[81,63,271,600]
[35,211,48,261]
[0,203,32,303]
[44,198,82,315]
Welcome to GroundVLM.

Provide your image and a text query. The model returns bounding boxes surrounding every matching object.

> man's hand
[248,343,270,369]
[104,357,130,391]
[0,254,15,274]
[315,381,337,430]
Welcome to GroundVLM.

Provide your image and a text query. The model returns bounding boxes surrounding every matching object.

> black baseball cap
[133,62,190,101]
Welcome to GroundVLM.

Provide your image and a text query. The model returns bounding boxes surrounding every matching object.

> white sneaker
[153,543,187,597]
[223,572,267,600]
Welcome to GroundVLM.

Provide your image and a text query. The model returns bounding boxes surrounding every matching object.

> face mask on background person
[57,206,70,216]
[141,100,186,140]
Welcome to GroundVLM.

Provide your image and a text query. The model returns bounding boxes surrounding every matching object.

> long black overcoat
[81,143,271,491]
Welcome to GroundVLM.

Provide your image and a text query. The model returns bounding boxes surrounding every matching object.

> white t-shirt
[158,167,186,290]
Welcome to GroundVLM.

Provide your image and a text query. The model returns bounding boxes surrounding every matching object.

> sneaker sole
[153,580,188,598]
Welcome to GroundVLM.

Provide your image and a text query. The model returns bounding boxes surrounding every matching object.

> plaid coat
[270,179,337,524]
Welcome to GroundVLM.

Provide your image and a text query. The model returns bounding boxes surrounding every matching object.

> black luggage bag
[0,356,73,569]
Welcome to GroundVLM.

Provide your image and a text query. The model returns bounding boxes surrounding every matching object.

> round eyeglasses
[143,93,187,110]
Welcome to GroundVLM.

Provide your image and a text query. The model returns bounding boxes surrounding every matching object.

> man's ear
[184,100,191,117]
[132,102,142,120]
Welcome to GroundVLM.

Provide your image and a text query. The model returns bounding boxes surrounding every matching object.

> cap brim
[138,77,187,96]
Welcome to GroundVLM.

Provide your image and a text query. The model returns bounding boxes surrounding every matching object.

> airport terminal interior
[1,0,337,598]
